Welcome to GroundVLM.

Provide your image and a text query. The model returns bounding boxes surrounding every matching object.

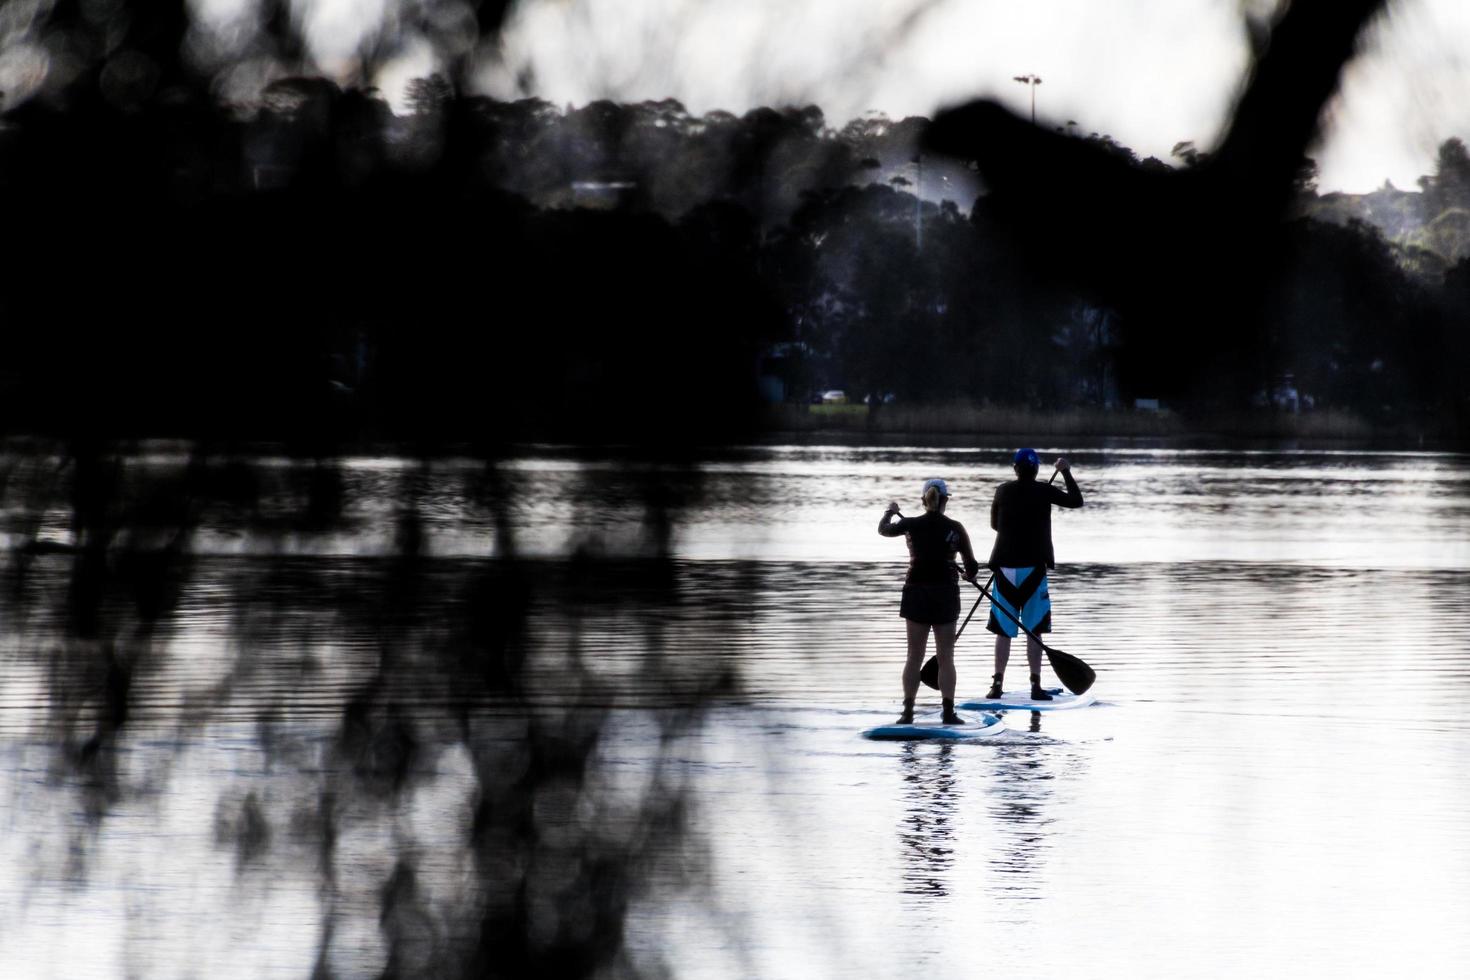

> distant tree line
[4,68,1470,438]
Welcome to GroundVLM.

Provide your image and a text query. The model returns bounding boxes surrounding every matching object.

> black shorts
[899,582,960,625]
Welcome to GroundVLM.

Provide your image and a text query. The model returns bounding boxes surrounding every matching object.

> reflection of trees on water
[2,445,735,977]
[897,742,959,898]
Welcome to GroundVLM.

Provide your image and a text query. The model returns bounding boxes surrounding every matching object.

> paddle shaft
[970,575,1051,653]
[953,572,994,644]
[968,572,1095,691]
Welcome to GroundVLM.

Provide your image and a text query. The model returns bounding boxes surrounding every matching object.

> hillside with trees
[4,71,1469,439]
[1300,137,1470,279]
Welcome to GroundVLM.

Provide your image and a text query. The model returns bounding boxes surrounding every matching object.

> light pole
[1012,74,1042,124]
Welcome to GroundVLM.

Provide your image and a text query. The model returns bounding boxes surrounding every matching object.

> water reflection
[898,742,959,898]
[985,741,1055,908]
[1,443,735,978]
[3,444,1469,976]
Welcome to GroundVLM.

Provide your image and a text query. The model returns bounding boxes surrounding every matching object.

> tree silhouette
[923,0,1392,402]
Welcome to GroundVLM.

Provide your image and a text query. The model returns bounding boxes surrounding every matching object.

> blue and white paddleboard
[862,712,1005,741]
[959,688,1095,711]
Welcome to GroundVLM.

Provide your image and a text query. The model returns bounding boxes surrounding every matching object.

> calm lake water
[2,444,1469,978]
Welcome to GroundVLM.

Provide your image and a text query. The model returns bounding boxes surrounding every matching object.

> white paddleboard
[959,688,1095,711]
[862,712,1005,741]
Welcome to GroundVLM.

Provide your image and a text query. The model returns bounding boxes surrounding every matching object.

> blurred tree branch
[922,0,1390,401]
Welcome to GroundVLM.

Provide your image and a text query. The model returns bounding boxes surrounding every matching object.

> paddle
[969,575,1096,695]
[919,467,1062,691]
[919,573,990,690]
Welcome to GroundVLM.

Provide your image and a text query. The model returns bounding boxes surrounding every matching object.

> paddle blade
[1045,646,1096,695]
[919,656,940,690]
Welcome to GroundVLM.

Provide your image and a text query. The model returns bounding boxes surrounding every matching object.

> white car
[820,390,848,404]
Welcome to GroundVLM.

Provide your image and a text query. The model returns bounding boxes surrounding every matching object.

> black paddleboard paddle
[968,575,1096,695]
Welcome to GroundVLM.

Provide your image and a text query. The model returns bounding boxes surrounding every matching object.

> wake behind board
[959,688,1095,712]
[862,712,1005,741]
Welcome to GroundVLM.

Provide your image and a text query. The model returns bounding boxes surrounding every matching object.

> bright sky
[6,0,1466,193]
[465,0,1470,194]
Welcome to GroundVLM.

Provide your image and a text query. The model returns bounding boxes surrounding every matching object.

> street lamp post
[1012,74,1042,124]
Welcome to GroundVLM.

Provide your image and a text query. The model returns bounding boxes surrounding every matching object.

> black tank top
[881,511,979,585]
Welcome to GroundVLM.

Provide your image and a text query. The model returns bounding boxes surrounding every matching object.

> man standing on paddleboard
[986,449,1084,701]
[879,478,981,726]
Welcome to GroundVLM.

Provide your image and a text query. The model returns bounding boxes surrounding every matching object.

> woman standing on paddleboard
[986,449,1084,701]
[879,478,981,725]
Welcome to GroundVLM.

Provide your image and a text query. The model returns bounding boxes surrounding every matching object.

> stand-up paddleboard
[959,688,1095,711]
[862,712,1005,741]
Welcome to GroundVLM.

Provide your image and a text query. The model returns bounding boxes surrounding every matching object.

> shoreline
[2,402,1463,457]
[759,403,1463,451]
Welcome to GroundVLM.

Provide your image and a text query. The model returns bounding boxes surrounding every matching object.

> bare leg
[993,633,1011,684]
[1026,633,1053,699]
[933,621,957,700]
[902,619,929,704]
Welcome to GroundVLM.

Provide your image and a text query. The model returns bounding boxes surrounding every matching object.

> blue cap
[1013,448,1040,469]
[921,478,950,498]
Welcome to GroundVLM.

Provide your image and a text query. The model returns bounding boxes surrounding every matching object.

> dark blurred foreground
[2,446,745,977]
[0,6,774,965]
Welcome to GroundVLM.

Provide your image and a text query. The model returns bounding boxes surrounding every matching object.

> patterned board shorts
[986,566,1051,637]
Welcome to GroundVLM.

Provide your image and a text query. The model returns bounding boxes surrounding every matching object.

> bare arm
[1047,458,1084,508]
[879,502,907,537]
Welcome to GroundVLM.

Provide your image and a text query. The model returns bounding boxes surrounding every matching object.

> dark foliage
[921,0,1401,405]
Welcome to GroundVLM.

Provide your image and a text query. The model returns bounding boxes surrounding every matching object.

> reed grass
[763,402,1393,441]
